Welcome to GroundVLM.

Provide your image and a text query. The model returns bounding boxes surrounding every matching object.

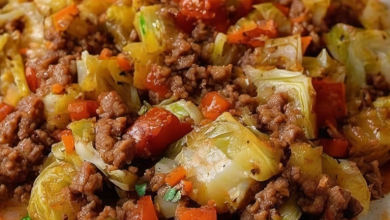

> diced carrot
[273,3,290,16]
[130,196,158,220]
[0,102,14,122]
[99,48,113,60]
[319,138,349,158]
[52,3,79,31]
[165,166,187,187]
[52,83,65,94]
[227,20,278,47]
[25,66,39,93]
[176,202,217,220]
[61,130,75,153]
[18,48,28,55]
[200,92,231,121]
[116,54,132,71]
[301,36,312,54]
[68,100,99,121]
[182,180,193,194]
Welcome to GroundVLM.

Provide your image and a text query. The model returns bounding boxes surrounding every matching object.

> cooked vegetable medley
[0,0,389,219]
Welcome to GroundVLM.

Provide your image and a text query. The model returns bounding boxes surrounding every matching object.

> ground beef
[70,162,103,195]
[246,166,363,220]
[95,117,135,168]
[256,93,305,148]
[97,91,130,119]
[354,159,384,199]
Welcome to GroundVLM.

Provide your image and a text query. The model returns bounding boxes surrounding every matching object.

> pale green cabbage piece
[303,48,346,83]
[301,0,330,26]
[325,24,390,112]
[164,99,203,124]
[171,112,282,213]
[244,65,317,139]
[76,51,140,112]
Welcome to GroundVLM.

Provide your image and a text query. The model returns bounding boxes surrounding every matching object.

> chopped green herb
[21,213,31,220]
[171,190,181,203]
[135,183,147,196]
[163,187,177,201]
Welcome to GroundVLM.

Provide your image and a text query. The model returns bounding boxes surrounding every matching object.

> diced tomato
[229,0,254,24]
[200,92,231,120]
[68,100,99,121]
[176,201,217,220]
[130,196,158,220]
[175,12,196,34]
[127,107,192,158]
[145,66,170,98]
[0,102,14,122]
[319,138,349,158]
[312,79,347,128]
[25,66,39,93]
[179,0,225,20]
[227,20,278,47]
[204,7,230,32]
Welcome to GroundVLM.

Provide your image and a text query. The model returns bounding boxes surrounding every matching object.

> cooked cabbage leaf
[322,154,371,214]
[324,24,390,112]
[0,34,30,106]
[69,119,139,191]
[77,51,140,112]
[250,35,303,71]
[171,112,282,213]
[360,0,390,31]
[303,48,346,82]
[244,65,317,139]
[163,99,203,124]
[253,3,291,35]
[210,33,241,66]
[301,0,330,26]
[105,4,135,49]
[28,161,80,220]
[343,106,390,165]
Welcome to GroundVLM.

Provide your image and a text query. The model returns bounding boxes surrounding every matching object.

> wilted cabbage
[324,24,390,111]
[76,51,140,112]
[124,4,178,89]
[301,0,330,26]
[289,143,322,180]
[253,3,291,35]
[69,119,139,191]
[343,106,390,165]
[42,85,83,129]
[250,35,303,71]
[105,4,135,49]
[210,33,242,66]
[0,33,30,106]
[278,193,302,220]
[33,0,73,15]
[28,161,81,220]
[244,65,317,139]
[163,99,203,125]
[303,48,346,83]
[171,112,282,213]
[322,154,371,214]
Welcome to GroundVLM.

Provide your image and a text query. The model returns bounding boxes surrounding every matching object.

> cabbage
[301,0,330,26]
[33,0,73,15]
[250,35,303,71]
[244,65,317,139]
[163,100,203,125]
[52,142,83,168]
[75,141,138,191]
[69,119,139,191]
[124,5,178,89]
[253,3,291,35]
[322,154,371,214]
[77,51,140,112]
[324,24,390,112]
[302,49,346,83]
[360,0,390,31]
[279,194,302,220]
[42,85,83,129]
[289,143,322,180]
[78,0,110,25]
[171,112,282,213]
[343,107,390,165]
[105,4,135,49]
[27,161,80,220]
[0,34,30,106]
[210,33,241,66]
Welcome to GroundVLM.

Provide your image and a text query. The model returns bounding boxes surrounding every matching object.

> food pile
[0,0,389,219]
